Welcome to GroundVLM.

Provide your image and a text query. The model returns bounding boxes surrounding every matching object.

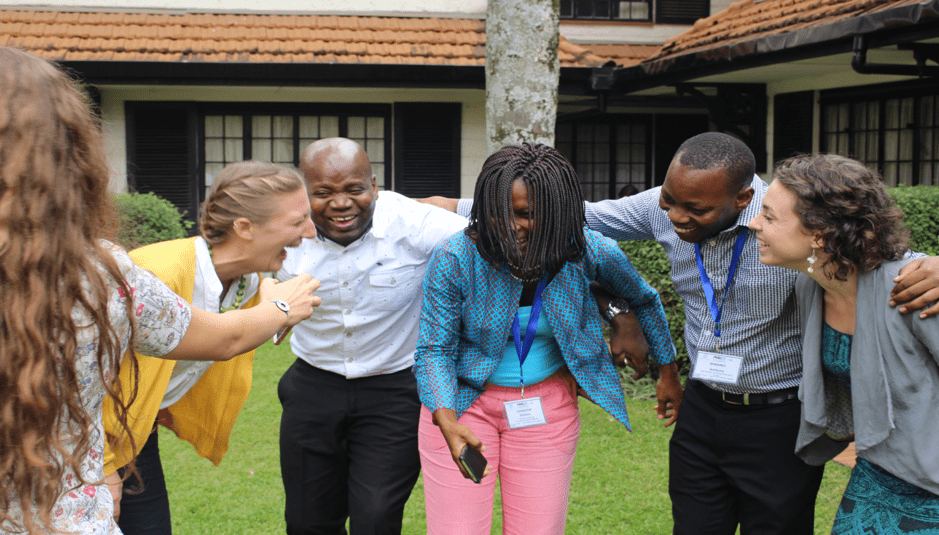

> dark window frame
[560,0,652,22]
[556,115,653,201]
[197,103,392,197]
[820,82,939,186]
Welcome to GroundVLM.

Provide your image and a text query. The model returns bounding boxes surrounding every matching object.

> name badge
[503,397,548,429]
[691,351,744,385]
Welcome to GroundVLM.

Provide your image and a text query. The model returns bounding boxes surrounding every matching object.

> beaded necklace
[208,244,246,312]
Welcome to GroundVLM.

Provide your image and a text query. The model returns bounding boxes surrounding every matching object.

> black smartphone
[458,445,488,484]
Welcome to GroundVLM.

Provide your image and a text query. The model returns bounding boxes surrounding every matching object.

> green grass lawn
[160,341,851,534]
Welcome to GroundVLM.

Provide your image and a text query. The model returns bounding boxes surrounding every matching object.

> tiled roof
[649,0,928,62]
[574,43,659,67]
[0,9,611,67]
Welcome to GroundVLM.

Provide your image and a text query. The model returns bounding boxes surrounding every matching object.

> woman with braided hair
[0,47,318,535]
[413,143,678,534]
[103,160,318,535]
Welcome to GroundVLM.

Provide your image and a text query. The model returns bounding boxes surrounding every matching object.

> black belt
[693,381,799,406]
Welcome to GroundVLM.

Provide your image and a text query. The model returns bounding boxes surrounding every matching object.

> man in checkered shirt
[581,132,939,534]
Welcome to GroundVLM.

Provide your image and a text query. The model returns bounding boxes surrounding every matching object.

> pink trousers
[418,374,582,535]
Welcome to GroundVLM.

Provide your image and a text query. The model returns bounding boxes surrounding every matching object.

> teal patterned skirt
[833,458,939,534]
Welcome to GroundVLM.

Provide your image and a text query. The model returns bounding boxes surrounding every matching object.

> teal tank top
[488,306,565,387]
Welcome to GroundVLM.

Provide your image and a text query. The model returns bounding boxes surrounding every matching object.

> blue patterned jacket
[413,229,676,429]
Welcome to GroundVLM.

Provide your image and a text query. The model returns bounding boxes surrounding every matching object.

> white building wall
[98,85,486,196]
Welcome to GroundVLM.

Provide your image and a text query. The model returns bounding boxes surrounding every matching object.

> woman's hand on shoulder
[260,275,321,326]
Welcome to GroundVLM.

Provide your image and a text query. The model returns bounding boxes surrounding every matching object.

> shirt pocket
[369,266,417,311]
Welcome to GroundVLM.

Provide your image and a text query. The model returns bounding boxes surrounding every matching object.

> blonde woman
[104,161,317,534]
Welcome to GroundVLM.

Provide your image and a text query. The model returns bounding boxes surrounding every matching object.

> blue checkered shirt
[585,175,803,394]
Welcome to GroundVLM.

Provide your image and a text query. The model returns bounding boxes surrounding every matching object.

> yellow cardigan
[103,237,261,475]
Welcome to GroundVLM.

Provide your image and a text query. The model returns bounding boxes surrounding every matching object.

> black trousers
[117,429,173,535]
[278,359,422,535]
[669,381,824,535]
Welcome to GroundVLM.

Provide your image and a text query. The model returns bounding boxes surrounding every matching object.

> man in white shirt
[276,138,468,535]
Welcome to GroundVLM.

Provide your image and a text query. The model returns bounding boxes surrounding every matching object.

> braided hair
[467,143,586,278]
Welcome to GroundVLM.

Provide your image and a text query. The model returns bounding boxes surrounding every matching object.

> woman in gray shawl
[748,153,939,534]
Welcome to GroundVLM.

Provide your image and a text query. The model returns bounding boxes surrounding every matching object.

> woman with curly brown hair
[748,153,939,533]
[104,160,317,535]
[0,47,318,535]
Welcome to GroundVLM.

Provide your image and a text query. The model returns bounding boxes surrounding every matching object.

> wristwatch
[271,300,290,315]
[603,298,630,322]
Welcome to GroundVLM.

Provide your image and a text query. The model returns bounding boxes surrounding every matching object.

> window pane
[882,162,898,187]
[557,123,572,144]
[252,139,272,161]
[368,117,385,138]
[366,140,384,163]
[205,139,224,162]
[299,116,319,138]
[899,130,913,160]
[885,130,898,160]
[868,102,879,129]
[348,116,366,138]
[372,163,385,189]
[577,124,593,143]
[898,163,913,186]
[253,116,271,138]
[273,139,292,163]
[595,125,609,143]
[321,116,340,138]
[224,139,242,162]
[205,116,223,137]
[205,163,224,186]
[886,99,899,129]
[273,116,293,138]
[224,115,243,137]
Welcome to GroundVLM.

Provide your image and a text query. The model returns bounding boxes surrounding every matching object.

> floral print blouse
[2,244,192,535]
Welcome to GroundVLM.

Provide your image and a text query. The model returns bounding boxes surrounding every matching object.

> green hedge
[113,192,193,250]
[619,240,689,378]
[889,185,939,256]
[620,184,938,378]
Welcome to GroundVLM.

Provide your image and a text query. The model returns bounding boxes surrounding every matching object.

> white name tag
[691,351,744,385]
[503,397,548,429]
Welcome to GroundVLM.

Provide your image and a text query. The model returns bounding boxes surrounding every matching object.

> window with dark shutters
[655,0,709,24]
[126,103,199,226]
[773,91,815,163]
[393,103,462,198]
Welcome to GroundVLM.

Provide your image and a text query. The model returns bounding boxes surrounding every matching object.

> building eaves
[609,0,939,92]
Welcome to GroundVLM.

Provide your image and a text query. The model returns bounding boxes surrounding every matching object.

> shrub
[618,240,689,378]
[889,185,939,256]
[113,191,193,250]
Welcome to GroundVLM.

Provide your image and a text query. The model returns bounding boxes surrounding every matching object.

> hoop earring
[807,248,818,273]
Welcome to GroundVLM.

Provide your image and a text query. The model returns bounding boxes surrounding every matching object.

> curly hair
[467,143,586,278]
[676,132,756,193]
[0,47,138,533]
[774,154,909,280]
[201,161,306,245]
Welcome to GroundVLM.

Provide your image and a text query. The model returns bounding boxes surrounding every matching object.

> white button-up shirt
[278,191,468,378]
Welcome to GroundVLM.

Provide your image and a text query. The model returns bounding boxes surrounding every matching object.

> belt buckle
[721,392,750,405]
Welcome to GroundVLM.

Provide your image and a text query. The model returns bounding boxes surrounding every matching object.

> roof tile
[0,8,630,67]
[648,0,924,63]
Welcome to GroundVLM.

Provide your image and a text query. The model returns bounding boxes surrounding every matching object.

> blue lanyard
[694,230,748,340]
[512,277,547,397]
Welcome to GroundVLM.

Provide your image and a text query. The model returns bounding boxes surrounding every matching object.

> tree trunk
[486,0,560,155]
